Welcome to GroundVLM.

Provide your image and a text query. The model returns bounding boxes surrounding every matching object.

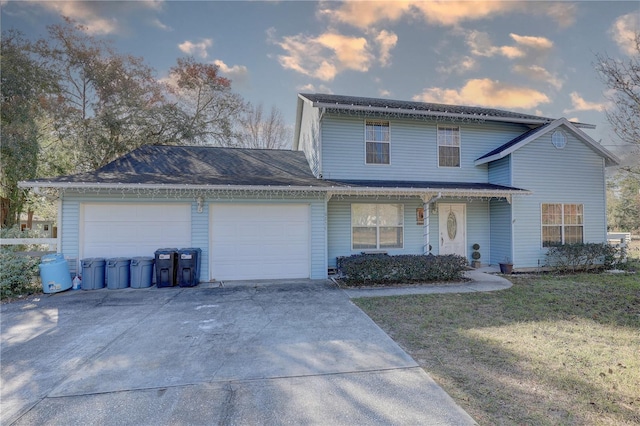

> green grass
[354,271,640,425]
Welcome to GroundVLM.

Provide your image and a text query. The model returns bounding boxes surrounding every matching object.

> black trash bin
[177,248,201,287]
[154,248,177,287]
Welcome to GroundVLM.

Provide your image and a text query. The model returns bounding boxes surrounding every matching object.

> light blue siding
[490,198,512,265]
[466,200,491,264]
[320,114,529,182]
[327,197,491,266]
[61,199,80,261]
[511,129,608,267]
[297,99,322,177]
[191,201,209,282]
[310,201,327,277]
[61,193,328,281]
[327,197,425,267]
[488,156,511,186]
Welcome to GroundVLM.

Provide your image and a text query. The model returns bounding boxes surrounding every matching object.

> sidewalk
[341,266,512,298]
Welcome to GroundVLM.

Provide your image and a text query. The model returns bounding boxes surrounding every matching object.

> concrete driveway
[1,280,475,425]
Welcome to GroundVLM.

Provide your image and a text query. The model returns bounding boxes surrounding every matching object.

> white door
[82,203,191,258]
[210,204,310,281]
[438,203,466,257]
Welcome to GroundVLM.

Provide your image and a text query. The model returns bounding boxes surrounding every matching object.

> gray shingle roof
[33,145,335,187]
[24,145,529,195]
[476,122,553,162]
[331,180,528,193]
[301,93,554,124]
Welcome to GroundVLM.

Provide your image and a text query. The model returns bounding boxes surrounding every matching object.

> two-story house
[21,94,619,282]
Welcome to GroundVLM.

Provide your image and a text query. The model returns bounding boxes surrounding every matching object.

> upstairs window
[438,125,460,167]
[365,120,390,164]
[542,203,583,247]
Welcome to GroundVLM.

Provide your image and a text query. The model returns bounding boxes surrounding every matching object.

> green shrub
[0,250,41,300]
[338,254,468,286]
[545,243,624,273]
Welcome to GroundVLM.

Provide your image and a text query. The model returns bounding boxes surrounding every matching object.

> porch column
[423,201,430,255]
[421,192,442,255]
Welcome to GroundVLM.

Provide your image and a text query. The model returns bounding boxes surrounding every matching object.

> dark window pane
[439,146,460,167]
[353,227,377,249]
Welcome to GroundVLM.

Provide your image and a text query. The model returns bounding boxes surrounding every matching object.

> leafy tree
[595,31,640,175]
[167,56,245,146]
[37,19,185,171]
[237,102,292,149]
[607,172,640,232]
[0,32,53,227]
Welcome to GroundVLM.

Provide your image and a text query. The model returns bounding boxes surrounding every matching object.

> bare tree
[167,57,245,146]
[237,103,292,149]
[595,31,640,174]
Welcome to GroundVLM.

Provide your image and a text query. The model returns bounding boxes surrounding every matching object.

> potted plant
[471,243,481,268]
[499,257,513,274]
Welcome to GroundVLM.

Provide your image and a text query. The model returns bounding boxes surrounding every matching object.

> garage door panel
[211,204,310,281]
[82,203,191,259]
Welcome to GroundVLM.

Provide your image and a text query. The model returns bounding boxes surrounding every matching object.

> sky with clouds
[2,1,638,155]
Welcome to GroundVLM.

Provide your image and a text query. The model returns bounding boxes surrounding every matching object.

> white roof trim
[19,181,529,199]
[474,118,620,166]
[302,96,596,129]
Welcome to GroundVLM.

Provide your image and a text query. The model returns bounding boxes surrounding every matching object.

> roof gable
[474,118,620,167]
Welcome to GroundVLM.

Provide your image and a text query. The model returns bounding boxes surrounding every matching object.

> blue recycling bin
[130,257,155,288]
[155,248,177,287]
[106,258,131,289]
[39,255,72,294]
[177,248,202,287]
[81,258,106,290]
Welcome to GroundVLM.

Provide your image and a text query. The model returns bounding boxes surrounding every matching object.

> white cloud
[466,31,552,59]
[33,1,119,34]
[14,1,166,35]
[610,13,639,56]
[436,56,477,75]
[509,34,553,50]
[375,30,398,67]
[150,18,172,31]
[213,59,248,84]
[379,89,391,97]
[271,30,373,81]
[563,92,606,113]
[512,65,563,90]
[296,83,333,94]
[318,1,576,29]
[178,38,213,58]
[413,78,550,109]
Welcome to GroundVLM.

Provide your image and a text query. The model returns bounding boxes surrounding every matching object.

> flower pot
[499,263,513,274]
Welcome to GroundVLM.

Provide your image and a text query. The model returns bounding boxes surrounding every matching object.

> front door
[438,203,466,257]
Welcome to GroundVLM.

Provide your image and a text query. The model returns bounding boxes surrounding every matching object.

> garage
[210,204,310,281]
[81,203,191,258]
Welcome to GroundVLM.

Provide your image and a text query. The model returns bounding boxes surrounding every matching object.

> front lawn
[354,271,640,425]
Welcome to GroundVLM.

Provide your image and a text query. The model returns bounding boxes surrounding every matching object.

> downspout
[423,193,443,255]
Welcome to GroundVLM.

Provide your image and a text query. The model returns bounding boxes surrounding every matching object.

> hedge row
[0,250,41,300]
[338,253,468,286]
[545,242,625,273]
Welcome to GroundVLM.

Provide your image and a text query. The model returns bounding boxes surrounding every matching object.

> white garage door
[211,204,310,281]
[82,203,191,258]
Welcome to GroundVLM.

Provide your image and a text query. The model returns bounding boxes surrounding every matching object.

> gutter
[18,180,530,198]
[312,101,596,129]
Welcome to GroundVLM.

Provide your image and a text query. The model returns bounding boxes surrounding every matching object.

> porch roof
[325,179,530,201]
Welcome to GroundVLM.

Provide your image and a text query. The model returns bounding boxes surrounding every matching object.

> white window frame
[365,120,390,165]
[437,125,461,168]
[351,203,404,250]
[551,130,567,149]
[541,203,584,247]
